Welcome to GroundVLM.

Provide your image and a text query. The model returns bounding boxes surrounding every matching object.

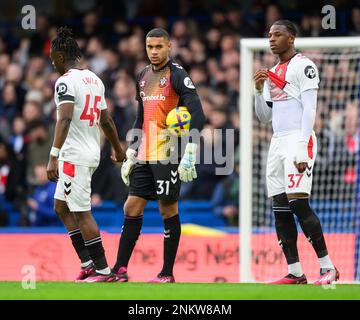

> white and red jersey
[54,69,107,167]
[262,53,319,134]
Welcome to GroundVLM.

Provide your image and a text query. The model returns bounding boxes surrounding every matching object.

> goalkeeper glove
[294,141,309,165]
[121,148,137,186]
[178,143,197,182]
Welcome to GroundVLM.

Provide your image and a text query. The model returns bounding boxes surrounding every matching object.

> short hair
[51,26,82,60]
[272,20,298,36]
[146,28,170,41]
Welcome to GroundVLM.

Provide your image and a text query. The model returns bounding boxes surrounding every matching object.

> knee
[273,193,289,208]
[54,202,68,220]
[272,193,292,220]
[288,198,318,222]
[124,200,143,217]
[72,212,96,231]
[159,200,178,220]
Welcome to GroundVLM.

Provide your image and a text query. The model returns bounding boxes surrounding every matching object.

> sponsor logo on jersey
[140,91,166,101]
[56,82,68,96]
[184,77,195,89]
[159,76,167,88]
[304,65,316,79]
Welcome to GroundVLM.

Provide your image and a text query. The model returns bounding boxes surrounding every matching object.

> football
[166,106,191,137]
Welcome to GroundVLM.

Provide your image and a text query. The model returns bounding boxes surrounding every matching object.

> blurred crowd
[0,1,360,226]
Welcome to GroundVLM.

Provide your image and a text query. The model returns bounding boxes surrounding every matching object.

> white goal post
[239,37,360,283]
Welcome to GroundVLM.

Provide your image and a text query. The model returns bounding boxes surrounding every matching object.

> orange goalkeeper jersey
[134,59,202,161]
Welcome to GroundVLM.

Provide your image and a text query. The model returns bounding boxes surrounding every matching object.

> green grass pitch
[0,282,359,300]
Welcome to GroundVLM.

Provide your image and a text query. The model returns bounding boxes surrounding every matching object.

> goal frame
[239,36,360,283]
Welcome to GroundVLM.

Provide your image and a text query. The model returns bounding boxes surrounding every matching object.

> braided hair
[51,26,81,61]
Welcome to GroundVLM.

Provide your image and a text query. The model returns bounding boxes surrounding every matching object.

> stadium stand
[0,1,359,229]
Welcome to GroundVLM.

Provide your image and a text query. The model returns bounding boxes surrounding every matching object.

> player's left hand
[121,148,137,186]
[47,156,59,182]
[294,141,309,173]
[111,150,126,163]
[178,143,197,182]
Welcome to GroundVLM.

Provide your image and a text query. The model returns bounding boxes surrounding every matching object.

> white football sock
[288,262,303,277]
[96,267,111,275]
[319,255,334,270]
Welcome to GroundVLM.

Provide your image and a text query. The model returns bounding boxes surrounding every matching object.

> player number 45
[80,94,101,126]
[288,173,303,188]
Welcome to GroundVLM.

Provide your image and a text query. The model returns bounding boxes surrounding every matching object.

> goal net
[239,37,360,283]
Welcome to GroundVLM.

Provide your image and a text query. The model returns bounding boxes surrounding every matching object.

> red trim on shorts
[63,161,75,177]
[308,136,313,159]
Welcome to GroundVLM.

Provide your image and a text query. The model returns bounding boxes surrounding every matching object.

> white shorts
[266,130,317,198]
[54,161,97,212]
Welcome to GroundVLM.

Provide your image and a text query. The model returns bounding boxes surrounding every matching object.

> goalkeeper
[112,28,205,283]
[254,20,338,285]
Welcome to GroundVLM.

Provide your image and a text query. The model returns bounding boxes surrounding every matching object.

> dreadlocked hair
[51,26,82,60]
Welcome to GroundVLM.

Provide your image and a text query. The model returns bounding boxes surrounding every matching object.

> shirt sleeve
[254,93,272,123]
[129,75,144,150]
[254,80,272,123]
[297,59,320,93]
[54,76,75,107]
[133,74,144,129]
[299,89,317,143]
[170,62,205,131]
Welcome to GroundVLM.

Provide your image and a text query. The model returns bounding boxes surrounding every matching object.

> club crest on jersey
[304,66,316,79]
[56,83,67,96]
[139,80,145,88]
[159,77,167,88]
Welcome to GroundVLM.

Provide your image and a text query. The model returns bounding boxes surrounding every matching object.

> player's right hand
[47,156,59,182]
[254,69,268,92]
[294,141,309,173]
[121,148,137,186]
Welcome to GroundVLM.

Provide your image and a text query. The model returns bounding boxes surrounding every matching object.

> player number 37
[80,94,101,126]
[288,173,303,188]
